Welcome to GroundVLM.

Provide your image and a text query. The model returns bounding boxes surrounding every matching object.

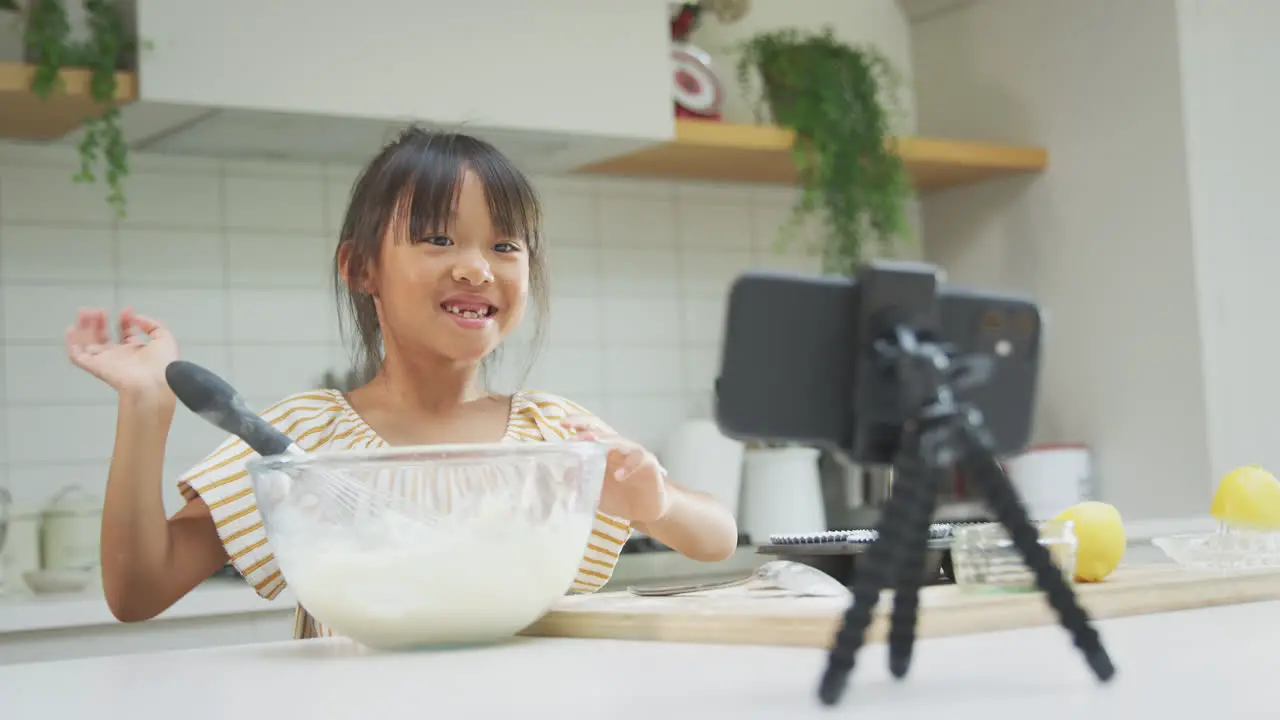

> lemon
[1052,501,1126,583]
[1210,465,1280,531]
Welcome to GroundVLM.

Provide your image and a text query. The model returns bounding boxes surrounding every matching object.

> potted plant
[735,27,914,530]
[17,0,136,217]
[736,26,913,275]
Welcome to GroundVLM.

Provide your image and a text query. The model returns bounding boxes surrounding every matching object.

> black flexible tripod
[816,324,1117,706]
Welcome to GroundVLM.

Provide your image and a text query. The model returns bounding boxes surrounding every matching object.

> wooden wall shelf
[0,62,138,142]
[576,119,1048,193]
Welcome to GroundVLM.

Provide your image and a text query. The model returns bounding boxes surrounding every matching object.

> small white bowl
[23,569,94,595]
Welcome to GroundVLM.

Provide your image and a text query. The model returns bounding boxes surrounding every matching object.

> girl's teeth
[446,306,487,319]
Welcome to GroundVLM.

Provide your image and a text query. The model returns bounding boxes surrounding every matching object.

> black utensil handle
[165,360,294,458]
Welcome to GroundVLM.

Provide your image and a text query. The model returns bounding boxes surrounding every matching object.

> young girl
[64,128,739,634]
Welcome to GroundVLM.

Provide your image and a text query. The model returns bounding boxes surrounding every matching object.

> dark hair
[333,127,548,383]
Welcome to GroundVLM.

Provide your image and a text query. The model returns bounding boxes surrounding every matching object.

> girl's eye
[419,234,452,246]
[494,242,521,253]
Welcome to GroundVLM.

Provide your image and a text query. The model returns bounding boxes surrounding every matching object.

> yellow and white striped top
[175,389,632,640]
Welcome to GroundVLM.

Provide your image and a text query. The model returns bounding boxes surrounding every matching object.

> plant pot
[18,0,92,63]
[759,67,802,126]
[755,45,824,127]
[19,0,135,70]
[0,8,24,62]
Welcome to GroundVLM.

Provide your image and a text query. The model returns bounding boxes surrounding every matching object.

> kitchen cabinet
[99,0,673,173]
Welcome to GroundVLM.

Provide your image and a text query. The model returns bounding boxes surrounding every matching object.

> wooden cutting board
[520,565,1280,648]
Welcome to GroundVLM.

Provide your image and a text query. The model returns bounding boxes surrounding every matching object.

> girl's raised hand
[65,307,179,395]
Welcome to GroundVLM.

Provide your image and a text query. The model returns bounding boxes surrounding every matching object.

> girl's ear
[337,242,377,295]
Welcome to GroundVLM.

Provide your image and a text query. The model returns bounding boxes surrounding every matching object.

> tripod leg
[819,470,923,705]
[886,468,941,679]
[961,438,1116,682]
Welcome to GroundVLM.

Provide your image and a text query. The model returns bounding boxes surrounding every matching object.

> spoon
[627,560,852,599]
[164,360,300,458]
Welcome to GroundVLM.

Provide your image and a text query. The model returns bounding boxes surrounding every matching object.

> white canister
[1,510,42,594]
[1003,444,1093,521]
[40,487,103,572]
[660,419,745,518]
[739,446,826,543]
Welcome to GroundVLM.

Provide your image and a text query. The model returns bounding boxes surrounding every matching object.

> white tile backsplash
[224,175,327,233]
[0,142,819,510]
[2,283,116,342]
[118,229,225,286]
[599,247,681,297]
[0,165,116,225]
[117,287,229,343]
[117,171,223,229]
[227,232,333,288]
[0,225,116,282]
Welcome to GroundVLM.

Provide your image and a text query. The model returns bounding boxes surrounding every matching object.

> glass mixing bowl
[246,441,609,650]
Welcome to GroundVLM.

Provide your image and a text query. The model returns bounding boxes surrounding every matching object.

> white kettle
[660,419,746,518]
[40,486,103,573]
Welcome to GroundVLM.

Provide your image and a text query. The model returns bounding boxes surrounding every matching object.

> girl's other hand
[563,415,671,523]
[65,307,179,397]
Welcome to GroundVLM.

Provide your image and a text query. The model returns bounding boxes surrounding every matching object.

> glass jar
[950,519,1077,593]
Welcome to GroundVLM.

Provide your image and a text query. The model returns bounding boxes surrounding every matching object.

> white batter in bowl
[246,442,609,649]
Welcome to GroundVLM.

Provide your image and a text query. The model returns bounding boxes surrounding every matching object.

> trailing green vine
[18,0,134,217]
[736,26,912,275]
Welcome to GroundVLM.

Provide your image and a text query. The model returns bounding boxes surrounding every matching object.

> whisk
[164,361,378,516]
[165,362,536,527]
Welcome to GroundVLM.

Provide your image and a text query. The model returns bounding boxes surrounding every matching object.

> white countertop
[0,548,766,636]
[0,516,1207,636]
[2,599,1275,718]
[0,578,295,634]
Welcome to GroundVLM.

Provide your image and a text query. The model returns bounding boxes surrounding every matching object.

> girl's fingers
[64,326,88,363]
[87,308,110,345]
[127,310,167,338]
[563,415,608,433]
[118,307,134,342]
[612,447,647,480]
[66,308,109,351]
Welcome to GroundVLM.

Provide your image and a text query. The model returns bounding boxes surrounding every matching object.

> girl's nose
[452,254,494,285]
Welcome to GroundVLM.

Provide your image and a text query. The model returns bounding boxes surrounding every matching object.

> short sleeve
[175,390,359,600]
[511,391,633,594]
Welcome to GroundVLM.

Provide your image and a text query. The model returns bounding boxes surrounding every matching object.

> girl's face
[371,170,529,364]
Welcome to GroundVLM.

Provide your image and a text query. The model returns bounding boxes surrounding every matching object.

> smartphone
[713,268,1042,464]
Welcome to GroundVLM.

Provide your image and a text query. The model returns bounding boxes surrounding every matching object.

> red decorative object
[669,2,723,121]
[670,3,702,41]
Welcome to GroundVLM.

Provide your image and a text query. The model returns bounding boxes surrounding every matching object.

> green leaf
[735,25,914,273]
[24,0,134,218]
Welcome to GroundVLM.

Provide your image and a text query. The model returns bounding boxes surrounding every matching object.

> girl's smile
[441,293,499,329]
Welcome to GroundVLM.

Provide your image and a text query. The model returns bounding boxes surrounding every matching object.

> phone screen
[714,270,1041,462]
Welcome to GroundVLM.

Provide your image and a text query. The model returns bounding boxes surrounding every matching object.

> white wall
[910,0,1212,520]
[1175,0,1280,487]
[0,142,821,514]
